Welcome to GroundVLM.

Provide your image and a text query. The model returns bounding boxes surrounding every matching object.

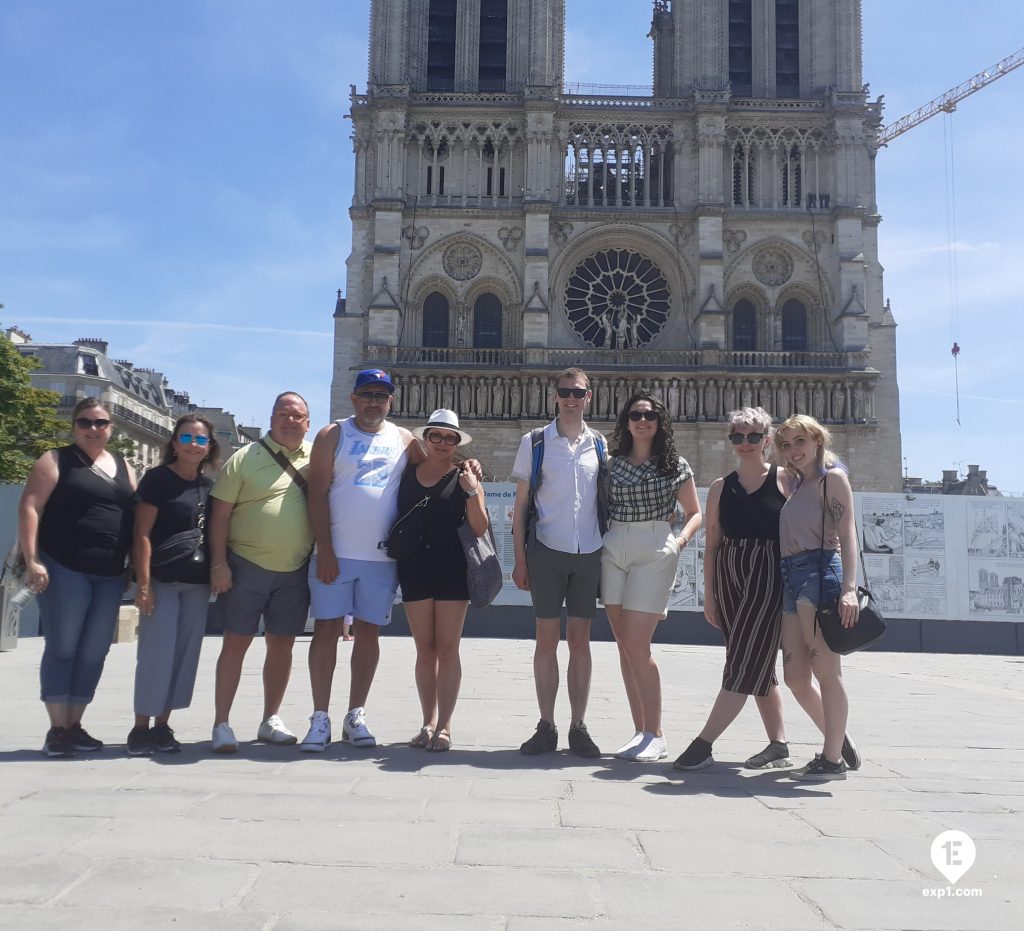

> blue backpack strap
[529,427,545,492]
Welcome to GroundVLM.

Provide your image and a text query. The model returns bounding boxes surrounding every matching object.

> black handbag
[385,467,459,561]
[150,483,208,568]
[814,473,886,655]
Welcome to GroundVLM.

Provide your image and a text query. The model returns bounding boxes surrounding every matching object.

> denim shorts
[780,549,842,615]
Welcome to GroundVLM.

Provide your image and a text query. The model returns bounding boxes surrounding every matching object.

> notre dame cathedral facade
[332,0,901,490]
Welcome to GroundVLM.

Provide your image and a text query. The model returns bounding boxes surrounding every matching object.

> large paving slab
[1,635,1020,928]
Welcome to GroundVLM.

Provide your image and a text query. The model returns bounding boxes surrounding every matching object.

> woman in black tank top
[18,398,136,758]
[674,407,799,772]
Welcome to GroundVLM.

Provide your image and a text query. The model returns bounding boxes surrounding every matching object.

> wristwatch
[465,488,480,497]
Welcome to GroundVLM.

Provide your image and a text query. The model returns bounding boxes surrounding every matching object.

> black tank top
[719,465,785,542]
[38,445,135,576]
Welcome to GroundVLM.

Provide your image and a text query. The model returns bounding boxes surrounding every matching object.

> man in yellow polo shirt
[207,391,313,753]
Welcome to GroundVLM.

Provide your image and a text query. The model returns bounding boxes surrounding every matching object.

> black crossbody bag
[385,467,460,561]
[150,482,209,568]
[814,473,887,654]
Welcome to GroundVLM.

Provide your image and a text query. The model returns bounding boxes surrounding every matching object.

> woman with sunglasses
[18,397,136,757]
[603,391,701,763]
[674,407,797,771]
[397,409,488,752]
[126,415,221,755]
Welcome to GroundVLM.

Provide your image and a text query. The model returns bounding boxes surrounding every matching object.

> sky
[2,1,1022,493]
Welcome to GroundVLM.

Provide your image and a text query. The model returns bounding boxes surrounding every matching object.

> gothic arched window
[781,299,808,351]
[732,299,757,350]
[423,292,450,347]
[473,293,503,348]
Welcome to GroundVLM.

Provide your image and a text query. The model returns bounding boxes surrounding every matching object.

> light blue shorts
[780,549,842,615]
[308,554,397,626]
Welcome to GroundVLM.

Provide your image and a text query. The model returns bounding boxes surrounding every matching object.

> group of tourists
[17,366,862,781]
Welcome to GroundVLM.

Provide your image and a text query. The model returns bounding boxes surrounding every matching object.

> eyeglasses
[355,391,391,403]
[426,431,460,446]
[729,432,766,446]
[75,417,111,429]
[628,410,658,422]
[556,387,589,399]
[178,433,210,447]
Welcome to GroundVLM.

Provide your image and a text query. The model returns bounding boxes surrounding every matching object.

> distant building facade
[904,464,1002,497]
[333,0,902,489]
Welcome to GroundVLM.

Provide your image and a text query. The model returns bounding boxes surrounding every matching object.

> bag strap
[259,439,308,496]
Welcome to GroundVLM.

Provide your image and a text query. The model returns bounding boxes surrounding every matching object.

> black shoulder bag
[150,482,210,568]
[814,472,887,654]
[385,467,460,562]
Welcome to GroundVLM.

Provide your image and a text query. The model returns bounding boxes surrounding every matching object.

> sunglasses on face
[75,417,111,429]
[178,433,210,447]
[355,391,391,403]
[556,387,588,399]
[729,432,766,446]
[426,431,460,446]
[628,410,658,422]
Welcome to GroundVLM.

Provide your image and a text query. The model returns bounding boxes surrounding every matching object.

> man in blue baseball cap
[299,368,480,752]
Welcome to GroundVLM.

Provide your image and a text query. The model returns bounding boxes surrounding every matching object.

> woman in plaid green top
[602,391,702,763]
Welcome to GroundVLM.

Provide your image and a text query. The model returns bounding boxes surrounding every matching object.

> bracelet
[211,563,228,570]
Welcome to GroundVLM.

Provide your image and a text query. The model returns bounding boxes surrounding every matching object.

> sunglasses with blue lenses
[178,433,210,447]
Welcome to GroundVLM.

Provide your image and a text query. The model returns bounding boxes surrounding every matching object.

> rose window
[564,249,670,348]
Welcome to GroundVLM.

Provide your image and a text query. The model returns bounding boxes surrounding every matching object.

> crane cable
[943,112,962,426]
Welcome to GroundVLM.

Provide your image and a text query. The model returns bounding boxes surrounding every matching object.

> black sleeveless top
[719,465,786,542]
[38,445,135,576]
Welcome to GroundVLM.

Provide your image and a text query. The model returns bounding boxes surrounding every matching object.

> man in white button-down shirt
[511,368,606,758]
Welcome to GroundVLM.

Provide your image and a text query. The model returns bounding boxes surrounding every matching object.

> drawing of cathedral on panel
[333,0,902,489]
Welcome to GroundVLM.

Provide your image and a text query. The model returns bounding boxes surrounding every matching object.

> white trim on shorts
[308,554,397,626]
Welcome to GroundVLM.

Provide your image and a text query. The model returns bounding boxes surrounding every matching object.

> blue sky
[2,1,1022,492]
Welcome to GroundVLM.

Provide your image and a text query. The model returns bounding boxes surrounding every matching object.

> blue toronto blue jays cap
[353,368,395,393]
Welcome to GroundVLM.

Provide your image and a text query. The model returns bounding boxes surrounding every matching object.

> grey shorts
[526,538,602,619]
[215,550,310,638]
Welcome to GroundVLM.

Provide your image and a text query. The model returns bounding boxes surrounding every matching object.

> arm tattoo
[782,650,794,666]
[809,647,819,659]
[829,496,845,526]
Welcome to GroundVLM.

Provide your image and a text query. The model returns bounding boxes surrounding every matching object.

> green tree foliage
[0,317,66,482]
[106,432,138,459]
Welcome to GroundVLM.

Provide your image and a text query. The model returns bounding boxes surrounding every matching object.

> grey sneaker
[793,756,848,781]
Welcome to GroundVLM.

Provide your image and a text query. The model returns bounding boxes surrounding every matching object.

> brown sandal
[408,726,433,749]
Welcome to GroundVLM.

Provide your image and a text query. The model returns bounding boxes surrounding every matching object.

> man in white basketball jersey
[299,369,480,751]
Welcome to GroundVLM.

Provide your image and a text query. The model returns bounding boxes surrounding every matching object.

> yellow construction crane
[878,46,1024,145]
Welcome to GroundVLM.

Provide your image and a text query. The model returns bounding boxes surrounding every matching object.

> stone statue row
[391,373,874,423]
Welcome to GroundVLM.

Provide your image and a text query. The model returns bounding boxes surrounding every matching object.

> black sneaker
[793,756,848,781]
[67,723,103,752]
[126,726,155,757]
[841,734,862,771]
[150,722,181,754]
[744,740,793,769]
[673,737,714,771]
[567,722,601,758]
[43,726,74,758]
[520,719,558,755]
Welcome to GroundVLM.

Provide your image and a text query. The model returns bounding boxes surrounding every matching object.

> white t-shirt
[329,417,408,562]
[511,420,604,555]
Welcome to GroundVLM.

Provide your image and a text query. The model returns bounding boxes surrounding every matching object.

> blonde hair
[774,414,846,478]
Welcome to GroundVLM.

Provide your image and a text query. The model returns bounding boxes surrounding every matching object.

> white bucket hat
[412,409,472,446]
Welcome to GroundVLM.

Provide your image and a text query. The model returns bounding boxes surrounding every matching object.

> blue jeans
[38,553,124,705]
[780,549,842,615]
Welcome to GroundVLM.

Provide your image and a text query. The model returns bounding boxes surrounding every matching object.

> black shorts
[398,551,469,603]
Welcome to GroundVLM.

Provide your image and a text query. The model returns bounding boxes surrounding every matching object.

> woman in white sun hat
[397,409,489,752]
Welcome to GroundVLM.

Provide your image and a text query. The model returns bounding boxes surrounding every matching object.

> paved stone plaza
[0,635,1019,930]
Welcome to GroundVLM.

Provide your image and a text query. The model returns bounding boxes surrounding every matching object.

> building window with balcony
[427,0,457,92]
[732,299,757,350]
[423,292,450,347]
[781,299,808,351]
[472,293,503,348]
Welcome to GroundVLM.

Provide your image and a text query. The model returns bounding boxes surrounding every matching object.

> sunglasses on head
[426,431,460,446]
[355,391,391,403]
[178,433,210,447]
[628,410,658,422]
[75,417,111,429]
[729,431,766,446]
[556,387,588,399]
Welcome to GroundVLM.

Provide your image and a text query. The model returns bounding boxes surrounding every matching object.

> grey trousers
[133,580,210,718]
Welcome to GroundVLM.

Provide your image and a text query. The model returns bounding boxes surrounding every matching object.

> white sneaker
[257,715,298,745]
[211,722,238,754]
[614,731,644,760]
[342,707,376,747]
[632,733,668,762]
[300,711,331,753]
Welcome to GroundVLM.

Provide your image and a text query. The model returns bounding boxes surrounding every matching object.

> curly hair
[609,390,682,477]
